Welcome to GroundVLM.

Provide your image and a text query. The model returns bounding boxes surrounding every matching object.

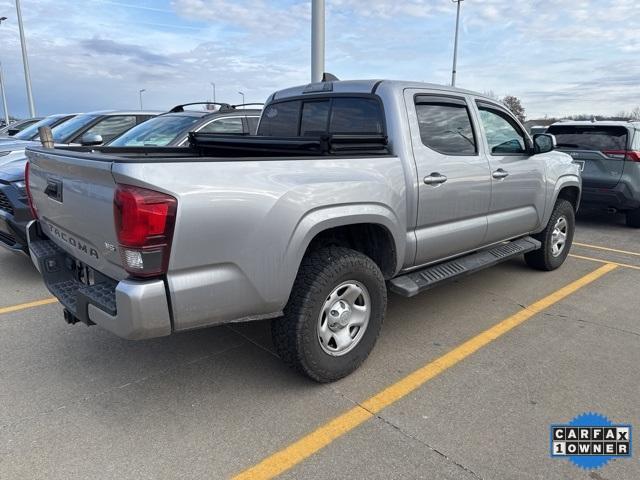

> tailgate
[27,147,127,281]
[548,125,628,188]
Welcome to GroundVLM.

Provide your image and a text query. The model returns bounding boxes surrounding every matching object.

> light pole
[451,0,464,87]
[139,89,146,110]
[210,82,216,103]
[238,91,245,105]
[0,17,10,126]
[0,62,10,126]
[15,0,35,117]
[311,0,325,82]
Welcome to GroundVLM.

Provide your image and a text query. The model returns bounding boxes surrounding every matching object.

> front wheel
[525,199,575,271]
[272,246,387,383]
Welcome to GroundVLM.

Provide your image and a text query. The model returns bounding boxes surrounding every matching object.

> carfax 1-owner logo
[551,412,632,470]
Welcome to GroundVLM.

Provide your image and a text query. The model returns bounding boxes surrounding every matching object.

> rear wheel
[272,246,387,383]
[626,208,640,228]
[525,199,575,271]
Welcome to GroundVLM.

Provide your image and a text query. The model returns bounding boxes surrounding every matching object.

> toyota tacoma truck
[25,79,581,382]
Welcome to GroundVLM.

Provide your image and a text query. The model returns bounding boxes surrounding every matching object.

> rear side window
[259,101,301,136]
[633,130,640,150]
[199,117,245,134]
[547,125,629,151]
[258,97,384,137]
[415,100,476,155]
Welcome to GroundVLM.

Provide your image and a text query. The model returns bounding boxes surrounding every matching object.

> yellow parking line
[232,263,617,480]
[574,242,640,258]
[0,297,58,315]
[569,253,640,271]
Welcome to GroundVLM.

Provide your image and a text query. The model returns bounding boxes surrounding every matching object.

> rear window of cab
[258,97,384,137]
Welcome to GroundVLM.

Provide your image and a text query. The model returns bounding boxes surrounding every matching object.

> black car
[107,103,262,147]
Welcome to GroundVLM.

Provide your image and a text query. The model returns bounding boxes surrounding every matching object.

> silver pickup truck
[25,80,581,382]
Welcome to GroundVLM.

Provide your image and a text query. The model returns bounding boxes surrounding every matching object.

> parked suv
[0,110,159,253]
[26,79,580,382]
[108,103,262,147]
[547,121,640,227]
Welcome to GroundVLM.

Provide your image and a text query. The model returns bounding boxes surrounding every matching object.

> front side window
[478,106,527,154]
[415,101,476,155]
[51,114,99,143]
[83,115,137,143]
[198,117,245,134]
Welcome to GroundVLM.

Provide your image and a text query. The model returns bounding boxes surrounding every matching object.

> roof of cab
[270,79,499,104]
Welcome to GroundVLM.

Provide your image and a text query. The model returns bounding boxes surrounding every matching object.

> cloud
[80,37,173,66]
[0,0,638,119]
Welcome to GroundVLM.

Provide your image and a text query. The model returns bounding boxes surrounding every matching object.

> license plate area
[69,258,96,286]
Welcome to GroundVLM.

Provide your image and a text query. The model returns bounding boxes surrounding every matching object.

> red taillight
[625,151,640,162]
[602,150,640,162]
[114,184,177,278]
[25,161,38,219]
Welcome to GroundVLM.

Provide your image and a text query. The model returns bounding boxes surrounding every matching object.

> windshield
[108,115,200,147]
[13,116,71,141]
[51,114,99,143]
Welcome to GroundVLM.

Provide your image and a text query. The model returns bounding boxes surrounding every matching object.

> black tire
[525,199,575,271]
[626,208,640,228]
[272,246,387,383]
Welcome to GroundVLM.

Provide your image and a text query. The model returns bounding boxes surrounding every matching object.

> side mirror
[533,133,556,154]
[7,128,20,136]
[80,133,103,146]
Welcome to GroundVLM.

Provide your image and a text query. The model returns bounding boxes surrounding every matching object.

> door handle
[492,169,509,180]
[424,173,448,185]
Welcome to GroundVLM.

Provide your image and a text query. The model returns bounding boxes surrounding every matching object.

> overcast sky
[0,0,638,119]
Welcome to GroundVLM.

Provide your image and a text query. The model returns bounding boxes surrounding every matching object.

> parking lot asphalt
[0,212,638,480]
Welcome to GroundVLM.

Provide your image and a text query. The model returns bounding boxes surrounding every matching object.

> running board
[389,237,541,297]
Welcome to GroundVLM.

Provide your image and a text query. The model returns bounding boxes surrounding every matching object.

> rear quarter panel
[112,157,408,331]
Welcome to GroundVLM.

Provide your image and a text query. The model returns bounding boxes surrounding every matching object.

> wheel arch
[285,205,405,284]
[541,175,581,228]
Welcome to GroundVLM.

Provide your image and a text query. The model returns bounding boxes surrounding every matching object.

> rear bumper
[0,183,31,254]
[27,221,172,340]
[581,180,640,211]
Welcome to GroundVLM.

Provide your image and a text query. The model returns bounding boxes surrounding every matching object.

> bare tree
[502,95,526,123]
[631,106,640,121]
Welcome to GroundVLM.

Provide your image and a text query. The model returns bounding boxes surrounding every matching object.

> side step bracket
[389,236,541,297]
